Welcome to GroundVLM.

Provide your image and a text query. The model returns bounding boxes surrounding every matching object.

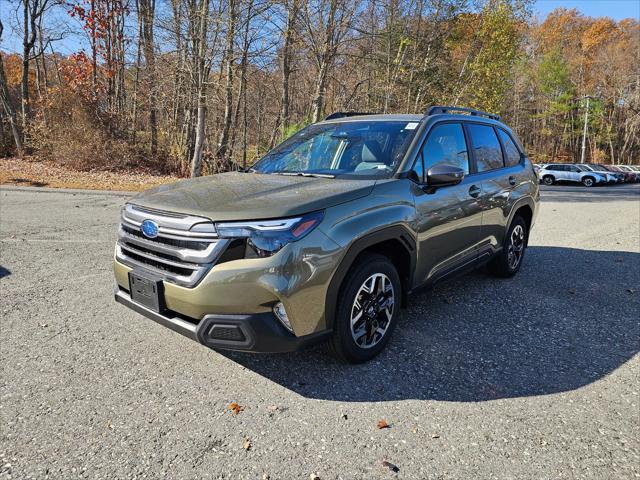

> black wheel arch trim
[324,224,417,330]
[508,197,536,244]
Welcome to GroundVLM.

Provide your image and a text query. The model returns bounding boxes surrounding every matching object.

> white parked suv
[538,164,607,187]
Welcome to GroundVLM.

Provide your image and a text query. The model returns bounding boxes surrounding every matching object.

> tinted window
[497,129,521,167]
[421,123,469,175]
[468,124,504,172]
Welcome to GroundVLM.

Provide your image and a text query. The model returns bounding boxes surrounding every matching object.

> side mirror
[427,164,465,187]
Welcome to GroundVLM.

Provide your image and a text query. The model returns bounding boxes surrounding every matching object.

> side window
[497,129,521,167]
[467,124,504,172]
[421,123,469,174]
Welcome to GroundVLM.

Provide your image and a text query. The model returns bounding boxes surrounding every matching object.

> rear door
[411,122,483,284]
[567,165,582,182]
[465,123,527,258]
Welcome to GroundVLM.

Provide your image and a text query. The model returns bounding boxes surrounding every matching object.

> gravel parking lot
[1,184,639,479]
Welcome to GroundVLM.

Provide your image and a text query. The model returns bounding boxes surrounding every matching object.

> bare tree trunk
[191,93,207,177]
[90,0,97,99]
[139,0,158,158]
[20,0,50,145]
[280,0,299,136]
[309,0,340,123]
[229,0,253,160]
[215,0,237,170]
[131,2,143,144]
[190,0,211,177]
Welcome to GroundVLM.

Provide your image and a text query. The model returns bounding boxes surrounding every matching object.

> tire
[329,253,401,363]
[582,176,595,187]
[489,215,528,278]
[542,175,554,186]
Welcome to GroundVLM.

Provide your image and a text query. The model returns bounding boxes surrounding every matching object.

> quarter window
[497,129,521,167]
[420,123,469,175]
[467,124,504,172]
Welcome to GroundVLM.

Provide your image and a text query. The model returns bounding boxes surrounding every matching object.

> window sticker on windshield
[405,122,419,130]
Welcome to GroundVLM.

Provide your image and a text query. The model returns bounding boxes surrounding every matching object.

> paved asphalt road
[1,184,639,479]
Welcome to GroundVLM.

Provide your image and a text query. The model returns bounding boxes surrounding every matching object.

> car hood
[128,172,377,221]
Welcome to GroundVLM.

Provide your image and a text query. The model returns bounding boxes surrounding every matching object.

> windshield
[251,121,419,178]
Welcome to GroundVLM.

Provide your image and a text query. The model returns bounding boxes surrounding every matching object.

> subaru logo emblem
[141,219,159,239]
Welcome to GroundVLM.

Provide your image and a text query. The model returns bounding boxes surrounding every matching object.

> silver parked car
[537,163,607,187]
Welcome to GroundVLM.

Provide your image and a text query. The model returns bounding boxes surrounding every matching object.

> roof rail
[324,112,376,121]
[425,105,501,121]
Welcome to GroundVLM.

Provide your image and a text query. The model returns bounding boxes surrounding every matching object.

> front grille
[116,204,230,287]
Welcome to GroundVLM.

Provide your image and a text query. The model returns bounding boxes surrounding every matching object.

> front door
[411,122,483,284]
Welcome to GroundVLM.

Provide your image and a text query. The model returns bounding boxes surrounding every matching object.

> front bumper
[113,226,344,352]
[115,288,331,352]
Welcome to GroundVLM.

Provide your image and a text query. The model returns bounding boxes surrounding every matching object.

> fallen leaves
[376,419,390,430]
[228,402,243,415]
[243,437,252,451]
[382,460,400,473]
[0,156,180,192]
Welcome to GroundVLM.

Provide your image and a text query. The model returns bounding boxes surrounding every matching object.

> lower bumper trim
[115,289,198,341]
[114,289,331,353]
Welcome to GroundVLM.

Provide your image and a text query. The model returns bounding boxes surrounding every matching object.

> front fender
[321,180,418,329]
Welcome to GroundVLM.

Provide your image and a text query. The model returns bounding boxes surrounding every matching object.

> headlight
[215,211,324,257]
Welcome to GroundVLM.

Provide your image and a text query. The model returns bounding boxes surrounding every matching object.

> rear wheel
[542,175,554,186]
[582,176,595,187]
[329,253,401,363]
[489,215,528,278]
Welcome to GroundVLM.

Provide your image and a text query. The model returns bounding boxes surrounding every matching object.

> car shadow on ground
[0,266,11,279]
[222,246,639,402]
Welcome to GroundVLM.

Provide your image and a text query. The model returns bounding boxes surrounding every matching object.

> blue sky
[534,0,640,21]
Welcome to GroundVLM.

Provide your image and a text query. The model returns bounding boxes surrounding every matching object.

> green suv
[114,106,539,362]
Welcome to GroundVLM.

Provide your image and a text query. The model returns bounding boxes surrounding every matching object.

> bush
[29,86,178,174]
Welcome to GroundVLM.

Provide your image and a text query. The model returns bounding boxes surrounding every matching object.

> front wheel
[329,253,401,363]
[489,215,528,278]
[582,177,595,187]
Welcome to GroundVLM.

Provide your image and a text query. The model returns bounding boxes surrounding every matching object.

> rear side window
[421,123,469,175]
[467,124,504,172]
[497,129,521,167]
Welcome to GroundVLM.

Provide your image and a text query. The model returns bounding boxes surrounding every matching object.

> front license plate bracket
[129,271,164,313]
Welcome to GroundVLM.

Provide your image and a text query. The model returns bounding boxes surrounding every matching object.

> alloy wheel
[350,273,395,349]
[507,224,525,270]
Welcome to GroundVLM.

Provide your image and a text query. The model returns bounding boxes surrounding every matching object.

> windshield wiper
[274,172,335,178]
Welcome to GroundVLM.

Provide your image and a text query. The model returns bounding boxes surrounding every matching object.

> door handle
[468,185,481,198]
[508,176,516,186]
